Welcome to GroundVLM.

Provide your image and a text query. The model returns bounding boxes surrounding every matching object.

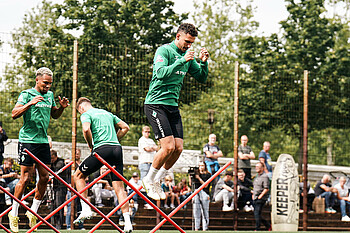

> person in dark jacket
[237,169,253,212]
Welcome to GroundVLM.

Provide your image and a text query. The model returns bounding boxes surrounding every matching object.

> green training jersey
[17,88,56,143]
[144,41,209,106]
[80,108,121,150]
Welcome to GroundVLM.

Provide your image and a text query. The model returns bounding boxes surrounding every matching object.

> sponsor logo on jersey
[156,55,164,63]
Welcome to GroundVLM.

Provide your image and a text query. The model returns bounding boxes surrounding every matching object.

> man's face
[226,175,233,181]
[209,135,216,144]
[256,163,263,173]
[36,74,53,94]
[263,143,270,152]
[238,172,245,180]
[241,136,248,146]
[76,149,81,161]
[340,178,346,186]
[51,155,57,163]
[142,128,151,138]
[176,32,196,52]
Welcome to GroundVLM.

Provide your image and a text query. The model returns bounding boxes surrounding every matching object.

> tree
[238,0,350,167]
[1,0,189,143]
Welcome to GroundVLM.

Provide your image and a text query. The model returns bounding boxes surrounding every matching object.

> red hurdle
[24,148,123,233]
[0,223,11,233]
[150,161,231,233]
[27,166,114,233]
[0,186,60,233]
[94,152,186,233]
[89,186,143,233]
[0,161,73,219]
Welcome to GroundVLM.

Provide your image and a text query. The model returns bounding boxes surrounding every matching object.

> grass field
[14,231,350,233]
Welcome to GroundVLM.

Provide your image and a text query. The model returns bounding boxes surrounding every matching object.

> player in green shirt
[9,67,69,233]
[143,23,209,201]
[73,97,133,233]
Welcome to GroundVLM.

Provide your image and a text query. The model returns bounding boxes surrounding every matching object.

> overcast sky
[0,0,289,35]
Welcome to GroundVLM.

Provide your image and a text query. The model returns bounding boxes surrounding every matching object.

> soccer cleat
[26,211,38,232]
[124,222,133,233]
[142,178,160,201]
[154,181,166,200]
[73,211,92,224]
[8,212,19,233]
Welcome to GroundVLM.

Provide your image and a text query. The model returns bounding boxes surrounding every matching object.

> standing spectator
[0,121,8,165]
[335,177,350,221]
[0,158,20,205]
[238,135,255,180]
[142,23,209,201]
[9,67,69,233]
[51,150,69,229]
[213,170,235,211]
[138,126,158,179]
[90,166,118,208]
[258,141,273,179]
[314,174,338,214]
[237,169,253,212]
[189,161,211,231]
[161,175,179,209]
[203,134,223,198]
[253,162,271,231]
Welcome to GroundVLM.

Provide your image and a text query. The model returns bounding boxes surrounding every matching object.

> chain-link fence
[1,32,349,167]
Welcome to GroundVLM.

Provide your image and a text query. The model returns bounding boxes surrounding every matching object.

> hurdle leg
[94,152,186,233]
[150,161,231,233]
[89,186,143,233]
[24,149,122,232]
[0,223,12,233]
[0,161,73,219]
[0,186,60,233]
[27,167,114,233]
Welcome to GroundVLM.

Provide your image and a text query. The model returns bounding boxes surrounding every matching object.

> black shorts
[79,144,123,181]
[144,104,183,140]
[18,142,51,166]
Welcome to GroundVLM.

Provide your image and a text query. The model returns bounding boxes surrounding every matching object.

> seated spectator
[237,169,253,212]
[179,178,192,204]
[127,172,144,209]
[0,180,10,223]
[299,180,315,213]
[334,176,350,221]
[314,174,338,213]
[213,170,236,211]
[90,166,117,207]
[161,175,179,209]
[0,158,20,205]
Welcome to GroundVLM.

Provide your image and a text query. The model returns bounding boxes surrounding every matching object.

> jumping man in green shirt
[9,67,69,233]
[143,23,209,200]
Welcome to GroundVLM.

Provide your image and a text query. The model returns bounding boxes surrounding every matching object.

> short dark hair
[225,170,233,176]
[76,97,91,110]
[177,23,198,37]
[51,150,58,157]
